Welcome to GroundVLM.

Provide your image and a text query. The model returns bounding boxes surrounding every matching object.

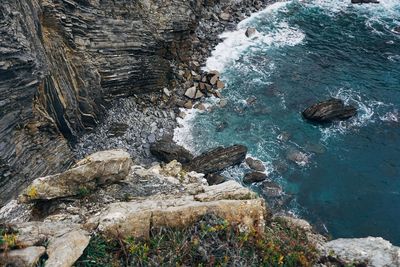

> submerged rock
[243,172,267,184]
[150,139,194,164]
[185,145,247,174]
[302,98,357,123]
[261,181,283,197]
[19,150,132,202]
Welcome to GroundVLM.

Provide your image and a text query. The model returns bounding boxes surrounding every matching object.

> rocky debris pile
[73,96,177,165]
[302,98,357,123]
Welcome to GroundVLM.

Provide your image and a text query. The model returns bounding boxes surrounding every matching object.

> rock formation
[0,0,206,206]
[302,98,357,123]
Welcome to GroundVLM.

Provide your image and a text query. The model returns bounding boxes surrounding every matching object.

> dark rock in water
[261,181,283,198]
[245,157,266,172]
[245,27,256,38]
[205,173,226,185]
[185,145,247,174]
[243,172,267,184]
[393,26,400,35]
[216,121,228,132]
[150,139,194,164]
[107,123,129,137]
[351,0,379,3]
[302,98,357,123]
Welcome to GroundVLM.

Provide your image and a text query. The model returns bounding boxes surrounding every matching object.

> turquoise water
[175,0,400,244]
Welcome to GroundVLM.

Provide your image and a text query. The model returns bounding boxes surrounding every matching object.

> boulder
[216,80,225,89]
[150,139,194,164]
[322,237,400,266]
[302,98,357,123]
[245,27,257,38]
[245,157,266,172]
[185,86,204,99]
[243,172,267,184]
[46,230,90,267]
[194,180,257,202]
[219,12,231,21]
[0,246,46,267]
[19,150,132,202]
[185,145,247,174]
[393,26,400,35]
[205,173,226,185]
[210,74,219,85]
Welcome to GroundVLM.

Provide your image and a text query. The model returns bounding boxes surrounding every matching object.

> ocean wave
[205,2,305,72]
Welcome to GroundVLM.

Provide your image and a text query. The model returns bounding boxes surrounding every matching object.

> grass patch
[76,214,319,266]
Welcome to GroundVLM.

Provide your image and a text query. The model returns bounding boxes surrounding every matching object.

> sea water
[175,0,400,244]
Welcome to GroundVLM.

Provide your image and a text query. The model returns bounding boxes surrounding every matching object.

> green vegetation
[75,215,319,267]
[0,225,19,251]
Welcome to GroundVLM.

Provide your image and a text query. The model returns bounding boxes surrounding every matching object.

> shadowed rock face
[0,0,206,205]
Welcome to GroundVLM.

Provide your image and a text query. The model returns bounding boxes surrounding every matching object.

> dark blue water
[175,0,400,244]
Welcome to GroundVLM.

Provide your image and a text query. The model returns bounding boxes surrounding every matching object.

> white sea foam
[173,107,201,154]
[204,1,305,72]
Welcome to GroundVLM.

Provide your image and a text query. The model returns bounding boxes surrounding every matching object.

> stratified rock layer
[0,0,205,205]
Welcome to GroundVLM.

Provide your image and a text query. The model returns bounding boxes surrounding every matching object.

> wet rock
[184,100,193,109]
[245,27,257,38]
[243,172,267,184]
[185,145,247,174]
[322,237,400,266]
[0,246,46,267]
[393,26,400,35]
[246,96,257,105]
[19,150,132,202]
[205,173,226,185]
[351,0,379,3]
[245,157,266,172]
[262,181,283,197]
[150,139,194,164]
[287,150,309,166]
[210,75,219,85]
[219,99,228,107]
[302,98,357,123]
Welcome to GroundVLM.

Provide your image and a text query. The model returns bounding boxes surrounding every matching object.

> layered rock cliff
[0,0,215,205]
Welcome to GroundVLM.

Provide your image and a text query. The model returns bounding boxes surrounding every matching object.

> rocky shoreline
[72,0,274,166]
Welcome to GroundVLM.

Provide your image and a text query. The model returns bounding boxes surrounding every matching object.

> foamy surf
[204,1,305,72]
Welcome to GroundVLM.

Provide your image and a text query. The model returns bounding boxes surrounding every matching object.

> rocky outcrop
[18,150,132,202]
[0,0,210,206]
[302,98,357,123]
[185,145,248,174]
[150,139,194,164]
[321,237,400,267]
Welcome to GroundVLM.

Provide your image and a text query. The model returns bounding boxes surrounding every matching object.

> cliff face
[0,0,207,205]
